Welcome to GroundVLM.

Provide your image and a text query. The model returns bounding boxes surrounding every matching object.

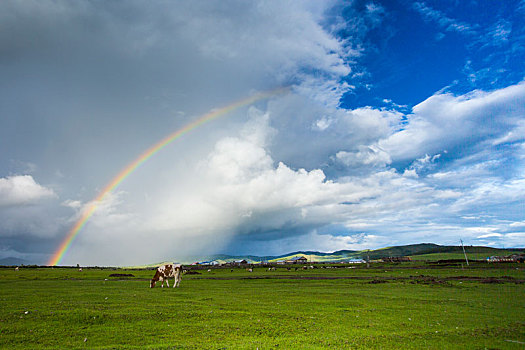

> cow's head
[150,279,156,288]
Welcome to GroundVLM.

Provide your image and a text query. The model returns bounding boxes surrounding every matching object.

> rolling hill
[154,243,524,266]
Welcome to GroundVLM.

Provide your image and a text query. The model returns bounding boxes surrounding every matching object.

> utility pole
[460,239,469,266]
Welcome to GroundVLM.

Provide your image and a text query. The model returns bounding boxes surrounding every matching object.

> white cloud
[476,233,502,239]
[505,232,525,239]
[499,232,525,247]
[412,2,475,35]
[402,169,418,178]
[145,111,346,235]
[492,119,525,145]
[509,221,525,228]
[450,178,525,212]
[0,176,61,241]
[61,199,82,209]
[488,20,511,44]
[379,81,525,161]
[406,153,441,175]
[335,145,391,168]
[0,175,55,206]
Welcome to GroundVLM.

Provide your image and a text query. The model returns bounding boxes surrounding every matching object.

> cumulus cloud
[266,96,403,172]
[0,176,60,244]
[379,81,525,161]
[0,175,55,206]
[141,111,345,238]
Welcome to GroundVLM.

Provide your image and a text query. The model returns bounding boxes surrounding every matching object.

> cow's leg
[165,279,169,288]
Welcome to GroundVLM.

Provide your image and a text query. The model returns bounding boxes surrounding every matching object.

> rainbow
[48,87,288,266]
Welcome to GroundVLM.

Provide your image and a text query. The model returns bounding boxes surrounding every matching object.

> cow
[150,264,182,288]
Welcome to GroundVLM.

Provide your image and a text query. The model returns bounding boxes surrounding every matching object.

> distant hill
[0,257,30,266]
[139,243,523,266]
[281,244,524,262]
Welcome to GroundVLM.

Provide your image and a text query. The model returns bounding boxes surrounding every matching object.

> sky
[1,0,524,266]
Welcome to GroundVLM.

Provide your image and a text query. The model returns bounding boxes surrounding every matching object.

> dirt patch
[108,273,135,277]
[480,278,503,284]
[445,276,523,284]
[369,279,388,284]
[409,275,449,285]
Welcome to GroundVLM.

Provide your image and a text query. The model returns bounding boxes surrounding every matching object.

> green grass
[409,252,489,261]
[0,263,524,349]
[410,248,524,262]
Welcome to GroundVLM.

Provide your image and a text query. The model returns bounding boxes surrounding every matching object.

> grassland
[409,252,496,261]
[0,262,524,349]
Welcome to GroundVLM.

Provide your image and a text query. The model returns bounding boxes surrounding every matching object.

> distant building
[348,259,366,264]
[487,254,524,263]
[222,259,249,266]
[381,256,411,262]
[286,256,308,264]
[221,260,248,267]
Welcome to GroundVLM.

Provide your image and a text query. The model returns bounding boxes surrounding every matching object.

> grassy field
[0,262,524,349]
[409,252,492,261]
[410,250,524,262]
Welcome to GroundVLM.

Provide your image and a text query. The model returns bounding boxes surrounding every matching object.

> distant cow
[150,264,182,288]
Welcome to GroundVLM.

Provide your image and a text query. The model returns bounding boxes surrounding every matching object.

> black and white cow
[150,264,182,288]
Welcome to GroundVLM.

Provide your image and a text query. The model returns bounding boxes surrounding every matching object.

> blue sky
[1,0,524,265]
[341,0,524,108]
